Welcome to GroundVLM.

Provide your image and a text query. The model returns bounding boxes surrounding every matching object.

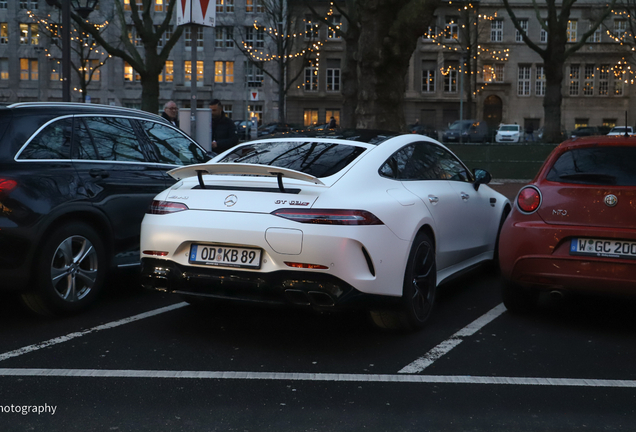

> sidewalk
[489,179,530,201]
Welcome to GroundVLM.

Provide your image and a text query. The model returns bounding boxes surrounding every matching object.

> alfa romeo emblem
[224,194,238,207]
[604,194,617,207]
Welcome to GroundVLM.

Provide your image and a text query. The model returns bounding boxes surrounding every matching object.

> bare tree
[72,0,184,112]
[503,0,616,143]
[234,0,316,123]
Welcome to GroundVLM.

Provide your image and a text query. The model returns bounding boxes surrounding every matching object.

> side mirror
[473,169,492,191]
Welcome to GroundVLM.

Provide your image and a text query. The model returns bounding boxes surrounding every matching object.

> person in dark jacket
[210,99,239,152]
[161,100,179,127]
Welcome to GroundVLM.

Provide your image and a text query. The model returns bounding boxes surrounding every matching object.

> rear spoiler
[168,163,325,193]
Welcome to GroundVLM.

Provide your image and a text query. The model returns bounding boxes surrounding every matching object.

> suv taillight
[271,209,384,225]
[517,186,541,213]
[147,200,189,215]
[0,179,17,197]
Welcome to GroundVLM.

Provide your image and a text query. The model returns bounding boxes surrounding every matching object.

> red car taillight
[147,200,189,215]
[0,178,17,197]
[271,209,384,225]
[517,186,541,213]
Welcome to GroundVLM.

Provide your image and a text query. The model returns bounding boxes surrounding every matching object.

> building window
[124,62,140,82]
[0,58,8,80]
[483,64,504,83]
[155,0,163,12]
[246,0,254,13]
[305,17,319,40]
[0,23,7,44]
[214,61,233,83]
[614,20,627,39]
[224,105,233,118]
[518,65,531,96]
[327,68,340,92]
[20,0,38,9]
[304,65,318,91]
[582,64,594,96]
[128,26,142,46]
[246,61,264,86]
[185,26,204,49]
[124,0,144,11]
[158,60,173,82]
[185,60,204,84]
[304,109,319,127]
[445,16,458,40]
[516,20,527,42]
[422,26,436,42]
[591,22,602,42]
[84,59,100,81]
[614,78,624,96]
[574,118,588,129]
[602,119,616,128]
[0,1,7,9]
[326,109,340,125]
[444,66,457,93]
[215,27,234,48]
[245,27,264,49]
[248,104,263,123]
[540,23,547,43]
[328,15,341,39]
[598,64,609,95]
[20,58,38,81]
[567,20,577,42]
[491,20,503,42]
[20,23,39,45]
[569,64,579,96]
[422,69,435,92]
[216,0,234,13]
[50,60,59,81]
[535,65,545,96]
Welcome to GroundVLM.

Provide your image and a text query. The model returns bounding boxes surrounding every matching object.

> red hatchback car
[499,136,636,312]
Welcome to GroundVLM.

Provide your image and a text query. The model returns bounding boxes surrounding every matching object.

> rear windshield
[546,146,636,185]
[219,141,366,178]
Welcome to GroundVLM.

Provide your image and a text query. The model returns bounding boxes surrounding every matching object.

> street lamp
[45,0,99,102]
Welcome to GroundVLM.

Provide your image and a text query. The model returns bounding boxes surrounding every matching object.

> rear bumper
[141,258,400,310]
[500,218,636,295]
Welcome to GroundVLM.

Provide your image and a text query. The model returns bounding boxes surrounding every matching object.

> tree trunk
[140,74,160,113]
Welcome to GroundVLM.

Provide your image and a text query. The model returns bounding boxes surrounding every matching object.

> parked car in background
[140,131,510,331]
[499,135,636,313]
[409,124,438,140]
[442,120,489,143]
[607,126,634,136]
[0,102,210,316]
[258,122,291,137]
[495,124,524,143]
[234,120,253,140]
[570,126,611,138]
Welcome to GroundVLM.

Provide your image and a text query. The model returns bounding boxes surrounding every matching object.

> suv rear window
[546,146,636,185]
[219,141,366,178]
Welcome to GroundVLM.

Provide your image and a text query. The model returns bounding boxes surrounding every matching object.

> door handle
[428,195,439,204]
[460,192,470,201]
[89,169,109,179]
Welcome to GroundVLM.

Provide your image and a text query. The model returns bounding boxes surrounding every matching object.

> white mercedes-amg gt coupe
[140,131,510,331]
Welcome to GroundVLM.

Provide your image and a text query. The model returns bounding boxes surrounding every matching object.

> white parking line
[1,368,635,388]
[399,303,507,374]
[0,303,187,362]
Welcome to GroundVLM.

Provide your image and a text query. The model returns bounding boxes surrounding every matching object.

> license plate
[189,244,262,268]
[570,238,636,260]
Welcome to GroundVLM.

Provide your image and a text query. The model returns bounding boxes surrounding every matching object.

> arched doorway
[483,95,502,130]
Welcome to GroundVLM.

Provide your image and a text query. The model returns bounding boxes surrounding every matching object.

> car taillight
[147,200,189,215]
[271,209,384,225]
[0,179,17,197]
[517,186,541,213]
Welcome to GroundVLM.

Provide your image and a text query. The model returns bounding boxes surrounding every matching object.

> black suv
[0,103,209,316]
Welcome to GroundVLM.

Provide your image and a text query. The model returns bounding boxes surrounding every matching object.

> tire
[501,279,539,314]
[21,222,106,317]
[370,232,437,331]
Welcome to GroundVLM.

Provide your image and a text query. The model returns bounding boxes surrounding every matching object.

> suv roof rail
[5,102,156,116]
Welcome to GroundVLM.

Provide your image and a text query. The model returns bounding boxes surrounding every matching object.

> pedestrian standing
[525,124,535,142]
[161,101,179,127]
[209,99,238,153]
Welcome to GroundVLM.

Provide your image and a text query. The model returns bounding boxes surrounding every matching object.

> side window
[380,143,455,180]
[436,147,472,182]
[73,118,98,160]
[83,117,146,162]
[18,118,72,160]
[139,120,209,165]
